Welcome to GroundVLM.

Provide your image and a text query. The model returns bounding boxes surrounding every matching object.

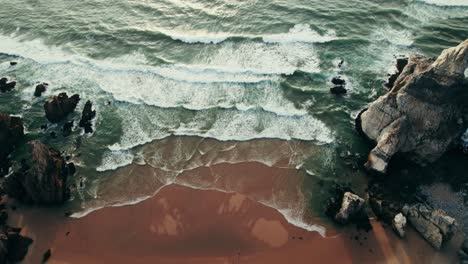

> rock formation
[79,100,96,133]
[0,113,24,176]
[34,83,48,97]
[0,78,16,93]
[392,213,407,238]
[357,39,468,173]
[5,141,74,204]
[403,203,458,250]
[335,192,365,224]
[44,93,80,123]
[330,76,347,94]
[385,57,408,89]
[325,186,370,230]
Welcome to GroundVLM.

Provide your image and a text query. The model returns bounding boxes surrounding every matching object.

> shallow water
[0,0,467,233]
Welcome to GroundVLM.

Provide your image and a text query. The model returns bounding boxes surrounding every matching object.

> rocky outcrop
[0,113,24,176]
[392,213,407,238]
[335,192,365,224]
[403,203,458,250]
[5,141,74,204]
[44,93,80,123]
[0,78,16,93]
[385,57,408,88]
[79,100,96,133]
[357,39,468,173]
[34,83,48,97]
[325,186,371,230]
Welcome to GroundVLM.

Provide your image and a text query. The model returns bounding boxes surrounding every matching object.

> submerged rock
[403,203,458,250]
[0,77,17,93]
[330,85,347,95]
[5,141,75,204]
[44,93,80,123]
[392,213,407,238]
[0,113,24,176]
[34,83,48,97]
[62,121,74,137]
[79,100,96,133]
[357,39,468,173]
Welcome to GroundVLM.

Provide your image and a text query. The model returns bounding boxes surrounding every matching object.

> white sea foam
[418,0,468,6]
[107,104,333,153]
[263,24,337,44]
[143,24,337,45]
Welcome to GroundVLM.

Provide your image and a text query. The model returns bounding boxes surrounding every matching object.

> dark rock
[50,131,57,139]
[0,113,24,176]
[0,211,7,225]
[10,62,17,66]
[338,59,344,68]
[0,77,17,93]
[44,93,80,123]
[385,57,409,89]
[42,249,51,263]
[358,40,468,173]
[6,233,33,263]
[5,141,74,204]
[62,121,73,137]
[330,85,347,95]
[331,76,346,86]
[79,100,96,133]
[34,83,48,97]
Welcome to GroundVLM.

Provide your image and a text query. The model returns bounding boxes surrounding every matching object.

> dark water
[0,0,467,229]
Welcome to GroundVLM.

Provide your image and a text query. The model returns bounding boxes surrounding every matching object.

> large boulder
[5,141,74,204]
[335,192,365,224]
[44,93,80,123]
[0,113,24,176]
[403,203,458,250]
[357,39,468,173]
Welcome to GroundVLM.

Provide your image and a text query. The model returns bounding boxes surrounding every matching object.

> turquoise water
[0,0,467,228]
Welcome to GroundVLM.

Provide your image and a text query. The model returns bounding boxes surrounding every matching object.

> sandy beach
[8,161,461,264]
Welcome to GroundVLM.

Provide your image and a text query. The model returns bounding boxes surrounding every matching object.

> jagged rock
[392,213,407,238]
[79,100,96,133]
[9,62,17,66]
[403,203,458,249]
[357,39,468,173]
[385,57,409,88]
[34,83,48,97]
[44,93,80,123]
[62,121,73,137]
[0,77,16,93]
[335,192,365,224]
[5,141,74,204]
[0,113,24,176]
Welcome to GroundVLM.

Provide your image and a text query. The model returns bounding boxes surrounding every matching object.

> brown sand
[8,161,460,264]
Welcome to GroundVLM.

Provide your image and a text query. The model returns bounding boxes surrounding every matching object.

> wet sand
[8,161,461,264]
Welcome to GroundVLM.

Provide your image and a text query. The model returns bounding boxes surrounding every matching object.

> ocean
[0,0,467,251]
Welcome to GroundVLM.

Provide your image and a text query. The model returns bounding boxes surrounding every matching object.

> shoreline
[8,162,461,264]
